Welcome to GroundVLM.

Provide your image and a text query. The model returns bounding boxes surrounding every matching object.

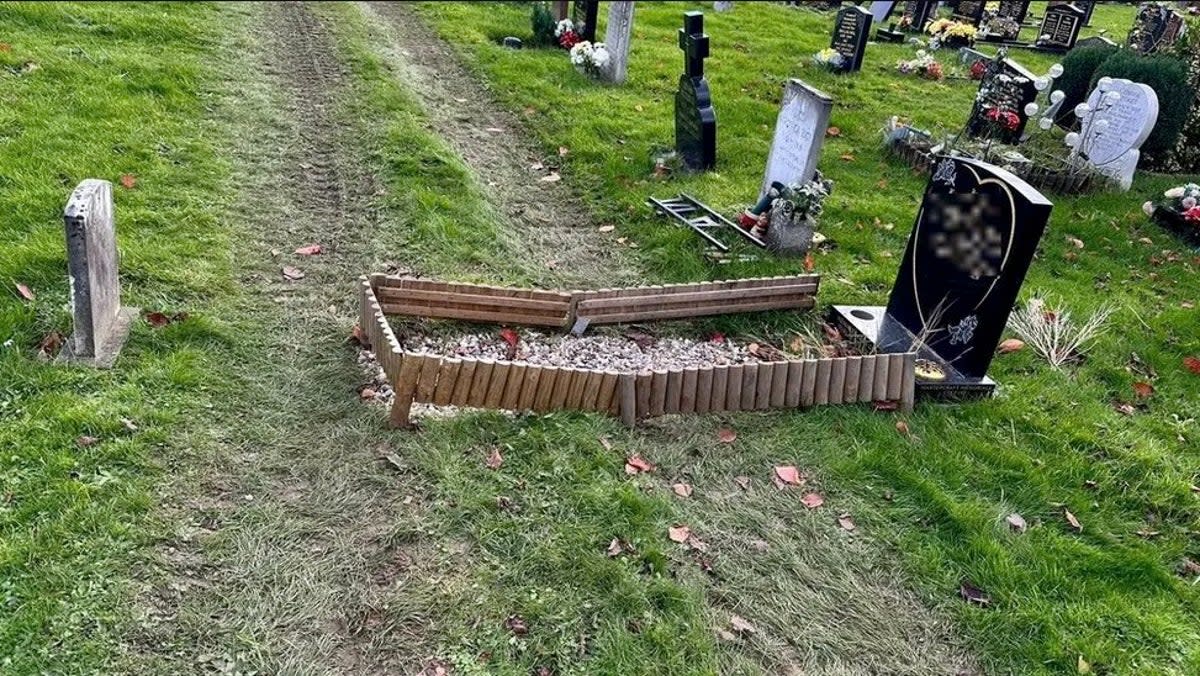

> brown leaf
[503,615,528,635]
[119,174,136,189]
[729,614,757,635]
[1132,381,1154,398]
[1113,401,1135,416]
[294,243,323,256]
[540,172,561,183]
[37,331,63,358]
[359,387,377,400]
[686,535,708,552]
[1184,356,1200,375]
[997,338,1025,354]
[606,538,624,557]
[839,153,855,162]
[672,482,693,498]
[800,492,824,509]
[120,418,138,432]
[145,311,172,328]
[825,126,841,137]
[486,447,504,470]
[959,580,991,607]
[1066,236,1085,249]
[895,420,911,436]
[76,435,98,448]
[837,513,856,531]
[1179,558,1200,577]
[716,428,737,444]
[773,465,803,486]
[873,400,900,412]
[558,146,569,157]
[1005,513,1027,533]
[668,525,690,543]
[0,44,10,52]
[734,475,751,490]
[1064,509,1082,532]
[597,436,614,452]
[623,329,656,349]
[804,251,815,272]
[281,266,305,281]
[349,324,367,347]
[15,283,34,302]
[624,454,654,475]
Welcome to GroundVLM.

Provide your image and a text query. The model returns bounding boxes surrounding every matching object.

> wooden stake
[828,357,847,405]
[843,356,861,403]
[414,354,441,403]
[650,369,668,417]
[665,369,684,413]
[484,362,510,409]
[887,353,904,401]
[900,353,916,412]
[814,358,833,406]
[518,364,543,411]
[741,362,759,410]
[619,373,637,427]
[501,363,527,410]
[784,360,803,408]
[874,354,890,402]
[451,359,477,405]
[858,355,876,403]
[695,366,713,413]
[725,365,744,412]
[800,359,818,408]
[636,371,653,419]
[710,365,728,412]
[680,367,698,413]
[389,354,422,428]
[432,358,461,406]
[468,359,495,408]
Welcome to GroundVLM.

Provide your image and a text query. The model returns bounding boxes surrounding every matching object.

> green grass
[401,2,1200,674]
[0,1,230,672]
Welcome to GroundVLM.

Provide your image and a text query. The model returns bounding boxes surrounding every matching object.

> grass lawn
[404,2,1200,674]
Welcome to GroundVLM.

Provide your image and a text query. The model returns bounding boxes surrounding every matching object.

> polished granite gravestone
[759,79,833,200]
[899,0,934,32]
[571,0,599,42]
[1078,78,1159,190]
[675,11,716,170]
[1035,2,1084,52]
[62,179,138,367]
[954,0,987,25]
[998,0,1030,26]
[829,5,871,73]
[965,55,1038,144]
[832,156,1052,397]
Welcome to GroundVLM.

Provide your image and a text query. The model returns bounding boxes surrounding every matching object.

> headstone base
[876,27,905,43]
[829,305,996,399]
[61,306,139,368]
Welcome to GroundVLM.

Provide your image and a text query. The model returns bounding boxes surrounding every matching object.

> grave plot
[357,274,915,428]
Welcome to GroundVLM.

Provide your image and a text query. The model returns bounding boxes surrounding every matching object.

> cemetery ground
[0,2,1198,675]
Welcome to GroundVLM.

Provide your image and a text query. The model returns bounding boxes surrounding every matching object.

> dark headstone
[571,0,600,42]
[1075,35,1116,50]
[965,56,1038,144]
[675,11,716,170]
[954,0,987,25]
[869,1,897,23]
[1078,0,1095,26]
[832,156,1053,396]
[1127,2,1186,55]
[829,5,872,73]
[997,0,1030,25]
[503,36,523,49]
[899,0,935,32]
[62,179,137,367]
[1036,3,1084,51]
[981,1,1027,41]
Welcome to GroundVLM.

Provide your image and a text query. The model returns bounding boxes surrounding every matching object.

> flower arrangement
[812,47,845,71]
[925,18,977,49]
[1143,183,1200,223]
[969,59,988,80]
[896,50,944,80]
[742,174,834,256]
[555,18,580,49]
[569,41,610,79]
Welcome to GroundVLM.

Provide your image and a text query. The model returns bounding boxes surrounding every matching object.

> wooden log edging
[361,274,914,428]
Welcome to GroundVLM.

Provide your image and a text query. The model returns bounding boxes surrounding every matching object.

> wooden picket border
[358,275,914,427]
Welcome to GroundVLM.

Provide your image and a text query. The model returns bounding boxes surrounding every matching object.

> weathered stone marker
[603,1,635,84]
[62,179,137,367]
[675,11,716,170]
[759,78,833,199]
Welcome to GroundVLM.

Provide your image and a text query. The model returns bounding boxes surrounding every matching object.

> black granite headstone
[965,56,1038,144]
[899,0,935,32]
[1078,0,1095,26]
[1127,2,1186,55]
[675,12,716,170]
[1036,3,1084,51]
[997,0,1030,26]
[829,5,871,73]
[571,0,600,43]
[954,0,987,25]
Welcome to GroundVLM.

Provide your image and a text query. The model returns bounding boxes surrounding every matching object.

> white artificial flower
[1143,201,1155,216]
[1184,197,1197,209]
[1165,187,1186,198]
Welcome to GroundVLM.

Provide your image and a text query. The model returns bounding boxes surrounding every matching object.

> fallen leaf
[804,251,815,272]
[895,420,911,436]
[37,331,63,358]
[773,465,803,486]
[1064,509,1082,532]
[1066,236,1085,249]
[826,126,841,137]
[598,436,614,452]
[76,435,98,448]
[716,428,737,444]
[1183,302,1195,309]
[282,266,305,281]
[734,475,751,490]
[959,580,991,607]
[839,153,855,162]
[1113,401,1135,416]
[625,454,654,474]
[672,482,693,497]
[606,538,624,557]
[558,146,569,157]
[668,525,690,543]
[499,327,520,360]
[716,628,738,642]
[145,311,171,328]
[359,387,377,400]
[504,615,528,635]
[119,174,136,189]
[709,331,725,344]
[800,492,824,509]
[530,161,544,171]
[0,44,10,52]
[1184,356,1200,375]
[729,614,757,635]
[1179,558,1200,577]
[120,418,138,432]
[873,400,900,412]
[486,447,504,470]
[349,324,367,347]
[634,104,643,112]
[294,243,323,256]
[837,513,856,531]
[997,338,1025,354]
[540,173,561,183]
[15,283,34,302]
[1005,513,1027,532]
[1132,381,1154,398]
[623,329,656,349]
[597,225,615,233]
[687,535,708,552]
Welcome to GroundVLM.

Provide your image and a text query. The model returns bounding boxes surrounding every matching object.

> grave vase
[763,209,816,257]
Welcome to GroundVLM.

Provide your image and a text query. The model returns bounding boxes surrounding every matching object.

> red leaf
[837,513,856,531]
[716,428,737,444]
[873,400,900,412]
[15,283,34,302]
[486,447,504,470]
[294,243,323,256]
[959,580,991,607]
[804,251,815,272]
[709,331,726,344]
[119,174,136,189]
[773,465,803,486]
[349,324,368,347]
[997,338,1024,354]
[359,387,378,400]
[1184,356,1200,375]
[499,327,520,348]
[145,311,171,328]
[282,266,305,281]
[1132,381,1154,399]
[1064,509,1082,532]
[624,454,654,475]
[800,492,824,509]
[668,525,690,543]
[672,482,693,497]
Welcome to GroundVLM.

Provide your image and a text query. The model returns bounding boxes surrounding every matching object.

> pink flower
[1184,206,1200,222]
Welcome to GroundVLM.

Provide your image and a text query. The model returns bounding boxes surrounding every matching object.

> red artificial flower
[969,60,987,80]
[1184,206,1200,222]
[924,62,944,80]
[558,30,580,49]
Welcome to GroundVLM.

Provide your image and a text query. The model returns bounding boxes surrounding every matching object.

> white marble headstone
[760,79,833,199]
[1079,78,1158,191]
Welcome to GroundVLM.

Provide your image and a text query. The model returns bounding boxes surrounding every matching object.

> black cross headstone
[899,0,935,32]
[965,55,1038,144]
[571,0,600,43]
[1036,2,1084,52]
[675,12,716,170]
[829,5,871,73]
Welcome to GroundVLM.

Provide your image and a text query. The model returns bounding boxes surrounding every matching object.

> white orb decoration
[1094,119,1109,132]
[1065,132,1080,148]
[1074,102,1091,118]
[1024,102,1040,116]
[1039,117,1054,130]
[1050,90,1065,104]
[1048,64,1064,78]
[1106,91,1122,104]
[1098,76,1113,87]
[1034,77,1050,91]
